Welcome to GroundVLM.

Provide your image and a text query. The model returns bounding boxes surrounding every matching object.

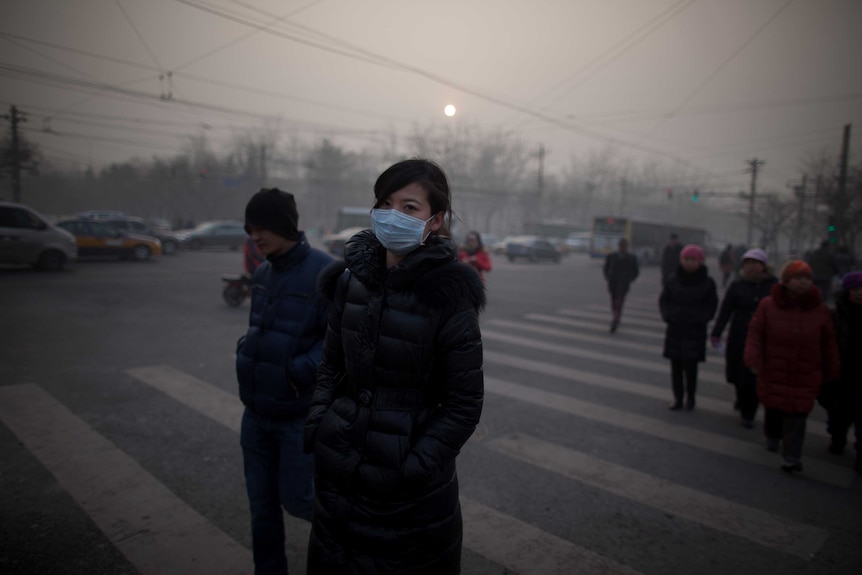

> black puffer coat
[833,291,862,401]
[603,251,639,295]
[710,272,777,384]
[303,229,485,575]
[660,265,718,363]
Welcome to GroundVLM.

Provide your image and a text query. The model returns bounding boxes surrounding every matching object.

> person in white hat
[710,249,777,427]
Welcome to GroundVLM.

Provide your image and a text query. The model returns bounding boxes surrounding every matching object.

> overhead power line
[0,63,386,136]
[172,0,326,72]
[648,0,798,134]
[532,0,696,113]
[170,0,738,180]
[0,31,413,125]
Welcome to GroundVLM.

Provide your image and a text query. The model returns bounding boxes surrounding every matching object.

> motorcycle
[222,274,253,307]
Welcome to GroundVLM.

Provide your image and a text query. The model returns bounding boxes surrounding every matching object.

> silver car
[177,221,247,250]
[0,201,78,270]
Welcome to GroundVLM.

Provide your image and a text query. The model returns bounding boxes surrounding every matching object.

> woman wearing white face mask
[304,158,485,574]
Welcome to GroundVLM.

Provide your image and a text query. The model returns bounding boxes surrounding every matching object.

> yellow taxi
[55,218,162,261]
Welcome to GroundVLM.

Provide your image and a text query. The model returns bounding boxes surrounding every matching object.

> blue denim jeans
[241,407,314,575]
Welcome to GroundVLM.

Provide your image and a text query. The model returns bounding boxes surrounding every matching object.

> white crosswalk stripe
[524,313,665,340]
[583,303,661,320]
[123,365,641,574]
[559,308,665,329]
[482,328,727,385]
[488,433,828,559]
[2,296,854,574]
[0,383,254,575]
[488,318,662,354]
[482,350,829,440]
[485,377,847,487]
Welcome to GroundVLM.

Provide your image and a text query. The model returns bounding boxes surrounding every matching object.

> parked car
[177,221,246,250]
[548,237,571,256]
[75,209,128,220]
[0,201,78,270]
[55,218,162,261]
[491,235,518,255]
[146,218,174,234]
[104,217,181,255]
[322,226,368,257]
[505,236,561,263]
[564,232,592,253]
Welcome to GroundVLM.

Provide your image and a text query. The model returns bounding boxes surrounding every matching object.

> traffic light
[666,188,673,200]
[827,215,837,244]
[692,190,699,202]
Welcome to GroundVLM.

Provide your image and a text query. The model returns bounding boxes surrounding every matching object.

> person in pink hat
[710,248,777,427]
[659,244,718,410]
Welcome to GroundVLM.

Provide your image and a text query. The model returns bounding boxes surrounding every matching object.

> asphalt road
[1,246,860,575]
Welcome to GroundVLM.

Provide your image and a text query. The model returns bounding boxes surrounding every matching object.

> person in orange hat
[744,259,840,473]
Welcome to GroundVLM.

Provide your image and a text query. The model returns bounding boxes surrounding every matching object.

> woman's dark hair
[466,231,483,248]
[372,158,452,236]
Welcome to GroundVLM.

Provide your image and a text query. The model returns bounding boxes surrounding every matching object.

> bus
[590,216,707,264]
[522,219,589,240]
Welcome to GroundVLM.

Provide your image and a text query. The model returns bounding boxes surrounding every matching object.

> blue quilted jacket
[236,233,333,419]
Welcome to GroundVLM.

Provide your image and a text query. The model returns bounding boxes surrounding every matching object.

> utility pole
[1,105,25,203]
[536,144,545,199]
[792,174,808,256]
[619,177,628,214]
[259,142,267,188]
[834,123,851,245]
[745,158,765,246]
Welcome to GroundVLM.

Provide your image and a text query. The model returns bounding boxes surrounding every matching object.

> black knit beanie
[244,188,299,239]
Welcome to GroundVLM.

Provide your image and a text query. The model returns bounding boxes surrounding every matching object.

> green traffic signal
[692,192,699,202]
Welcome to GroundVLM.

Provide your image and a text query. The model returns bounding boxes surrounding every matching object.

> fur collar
[674,264,709,285]
[316,229,486,311]
[770,282,822,310]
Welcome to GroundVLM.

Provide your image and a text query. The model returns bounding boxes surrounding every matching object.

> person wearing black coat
[660,233,682,285]
[660,244,718,410]
[826,272,862,472]
[710,249,777,427]
[603,238,639,333]
[303,159,485,574]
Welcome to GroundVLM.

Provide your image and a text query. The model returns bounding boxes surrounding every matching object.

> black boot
[668,399,683,410]
[685,377,697,411]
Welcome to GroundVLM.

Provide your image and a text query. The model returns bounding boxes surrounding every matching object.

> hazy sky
[2,0,860,193]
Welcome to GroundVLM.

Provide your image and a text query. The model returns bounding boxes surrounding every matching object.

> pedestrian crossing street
[1,295,859,574]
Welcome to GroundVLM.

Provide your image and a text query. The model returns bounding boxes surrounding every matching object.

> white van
[0,201,78,270]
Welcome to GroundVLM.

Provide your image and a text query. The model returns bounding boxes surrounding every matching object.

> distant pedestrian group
[607,233,860,475]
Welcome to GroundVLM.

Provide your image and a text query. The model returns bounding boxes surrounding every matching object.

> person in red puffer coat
[744,260,840,473]
[458,230,492,283]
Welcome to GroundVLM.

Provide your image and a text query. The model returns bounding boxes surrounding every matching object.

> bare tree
[751,191,797,257]
[800,148,862,249]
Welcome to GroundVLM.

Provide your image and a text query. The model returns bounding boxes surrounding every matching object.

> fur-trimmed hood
[316,229,486,312]
[770,281,822,310]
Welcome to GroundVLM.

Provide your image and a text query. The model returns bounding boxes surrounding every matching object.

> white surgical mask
[371,208,435,255]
